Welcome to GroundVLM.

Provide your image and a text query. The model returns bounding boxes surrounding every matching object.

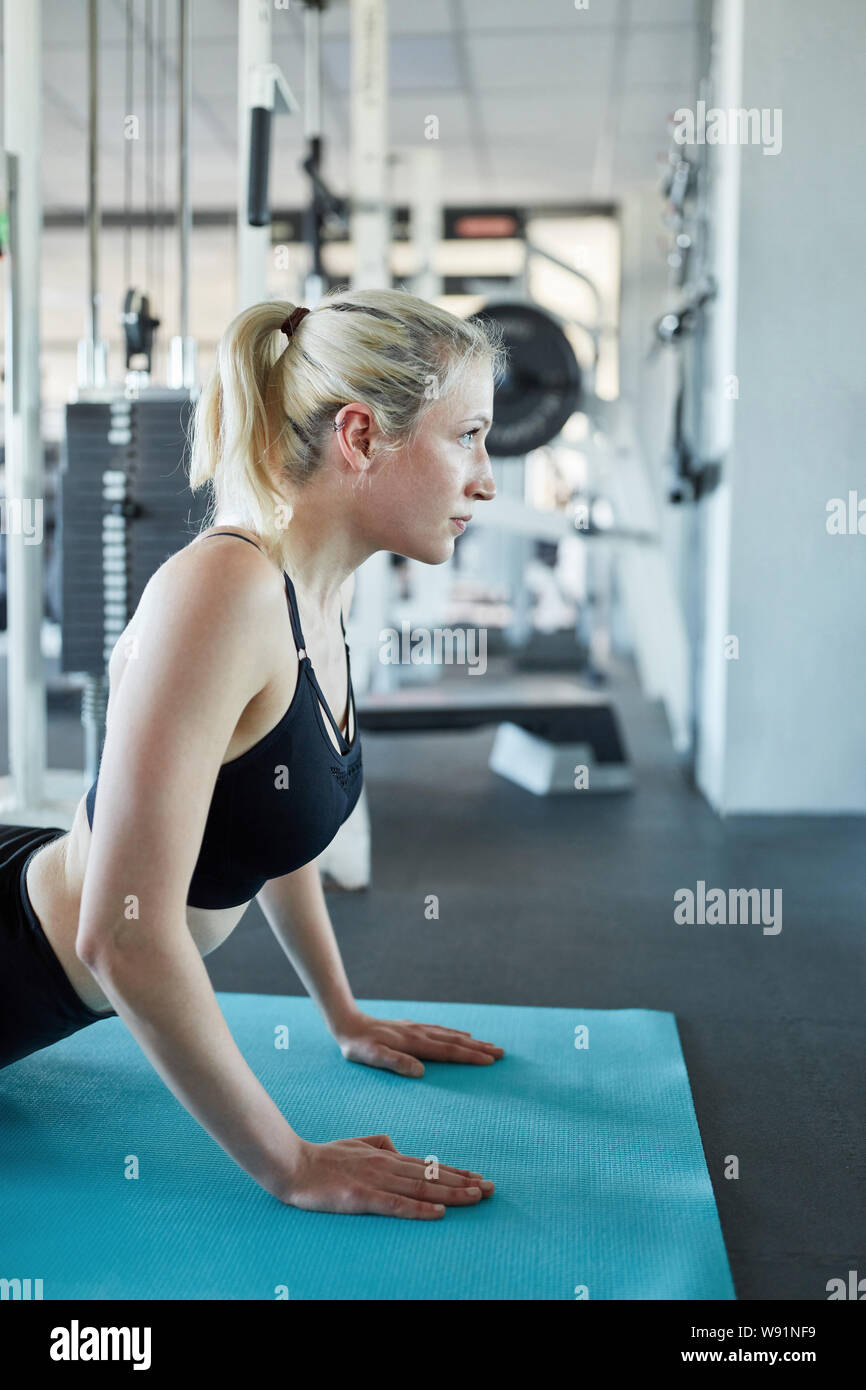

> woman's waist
[27,800,247,1013]
[23,810,109,1013]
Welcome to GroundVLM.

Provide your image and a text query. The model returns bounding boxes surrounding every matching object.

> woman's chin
[389,535,455,565]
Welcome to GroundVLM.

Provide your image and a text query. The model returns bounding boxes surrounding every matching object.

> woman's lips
[451,518,467,533]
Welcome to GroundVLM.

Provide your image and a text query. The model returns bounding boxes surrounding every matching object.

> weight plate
[467,301,582,456]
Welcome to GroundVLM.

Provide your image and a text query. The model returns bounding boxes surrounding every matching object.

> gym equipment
[0,994,735,1300]
[653,282,720,505]
[55,0,210,786]
[655,107,724,506]
[638,93,734,774]
[245,60,299,231]
[358,679,632,794]
[58,396,210,780]
[299,1,349,298]
[59,394,209,770]
[488,721,632,794]
[241,0,350,303]
[468,301,582,457]
[121,288,160,373]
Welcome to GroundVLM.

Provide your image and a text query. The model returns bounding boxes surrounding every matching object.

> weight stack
[59,390,210,676]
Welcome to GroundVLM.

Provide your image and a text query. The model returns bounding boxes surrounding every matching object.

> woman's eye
[459,428,480,447]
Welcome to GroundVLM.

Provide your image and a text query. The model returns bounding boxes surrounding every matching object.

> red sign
[453,214,519,238]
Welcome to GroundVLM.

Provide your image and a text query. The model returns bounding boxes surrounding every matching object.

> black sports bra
[85,532,363,909]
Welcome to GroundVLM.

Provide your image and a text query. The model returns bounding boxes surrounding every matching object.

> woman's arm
[79,909,305,1195]
[256,861,361,1037]
[76,542,305,1200]
[258,862,506,1079]
[254,567,362,1029]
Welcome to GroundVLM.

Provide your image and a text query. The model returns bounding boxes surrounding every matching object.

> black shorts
[0,823,116,1069]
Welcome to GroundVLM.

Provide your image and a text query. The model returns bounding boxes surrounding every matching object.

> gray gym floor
[6,651,863,1301]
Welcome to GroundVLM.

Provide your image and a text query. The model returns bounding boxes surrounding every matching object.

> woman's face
[338,361,497,564]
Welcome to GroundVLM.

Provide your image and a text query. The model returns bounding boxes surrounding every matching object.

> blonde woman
[0,287,507,1220]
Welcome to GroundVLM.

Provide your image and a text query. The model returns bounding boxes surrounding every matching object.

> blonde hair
[186,284,507,566]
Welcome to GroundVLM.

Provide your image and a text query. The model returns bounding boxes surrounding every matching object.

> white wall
[698,0,866,812]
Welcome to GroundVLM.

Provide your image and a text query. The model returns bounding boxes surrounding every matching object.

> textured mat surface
[0,996,735,1300]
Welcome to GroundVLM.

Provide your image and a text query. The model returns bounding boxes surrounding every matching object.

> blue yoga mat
[0,996,735,1300]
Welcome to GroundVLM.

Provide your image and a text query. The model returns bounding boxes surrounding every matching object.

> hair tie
[281,306,310,338]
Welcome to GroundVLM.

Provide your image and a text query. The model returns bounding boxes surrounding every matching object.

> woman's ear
[334,403,375,469]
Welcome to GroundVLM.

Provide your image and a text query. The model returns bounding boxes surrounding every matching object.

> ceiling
[2,0,708,212]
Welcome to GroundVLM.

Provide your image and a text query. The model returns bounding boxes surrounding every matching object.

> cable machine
[61,0,209,787]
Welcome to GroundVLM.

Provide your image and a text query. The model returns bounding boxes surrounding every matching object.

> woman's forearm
[78,925,305,1197]
[256,860,360,1034]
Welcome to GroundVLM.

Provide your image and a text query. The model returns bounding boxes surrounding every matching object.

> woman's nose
[474,467,497,503]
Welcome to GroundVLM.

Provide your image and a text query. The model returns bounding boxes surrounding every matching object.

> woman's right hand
[275,1133,495,1218]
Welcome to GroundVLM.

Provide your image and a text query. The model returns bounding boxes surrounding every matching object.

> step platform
[357,675,633,795]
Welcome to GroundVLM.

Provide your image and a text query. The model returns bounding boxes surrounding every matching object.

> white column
[236,0,272,310]
[350,0,390,290]
[408,144,442,302]
[3,0,46,809]
[346,0,391,693]
[694,0,743,810]
[402,145,447,681]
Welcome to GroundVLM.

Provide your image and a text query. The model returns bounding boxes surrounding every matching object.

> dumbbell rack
[60,388,209,780]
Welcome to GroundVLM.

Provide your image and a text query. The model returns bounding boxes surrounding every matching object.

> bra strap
[281,571,308,657]
[200,534,310,660]
[201,531,264,554]
[306,663,353,752]
[201,538,347,679]
[283,569,349,653]
[282,572,353,747]
[345,647,356,743]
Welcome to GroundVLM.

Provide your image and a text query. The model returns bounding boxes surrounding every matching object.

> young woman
[0,287,508,1221]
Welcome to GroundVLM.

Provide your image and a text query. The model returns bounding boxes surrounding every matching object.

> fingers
[394,1021,473,1037]
[365,1045,425,1078]
[410,1037,502,1066]
[350,1140,493,1190]
[355,1133,399,1151]
[433,1163,486,1179]
[385,1174,486,1207]
[422,1024,484,1040]
[440,1035,505,1056]
[344,1025,503,1072]
[335,1144,495,1219]
[358,1191,447,1219]
[395,1156,488,1180]
[392,1023,505,1059]
[341,1037,425,1077]
[391,1161,494,1194]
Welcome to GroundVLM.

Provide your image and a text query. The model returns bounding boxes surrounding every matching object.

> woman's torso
[25,526,356,1015]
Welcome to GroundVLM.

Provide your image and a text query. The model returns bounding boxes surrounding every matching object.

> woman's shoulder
[119,528,285,662]
[158,527,282,600]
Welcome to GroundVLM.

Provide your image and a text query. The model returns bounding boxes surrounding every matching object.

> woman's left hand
[333,1011,505,1078]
